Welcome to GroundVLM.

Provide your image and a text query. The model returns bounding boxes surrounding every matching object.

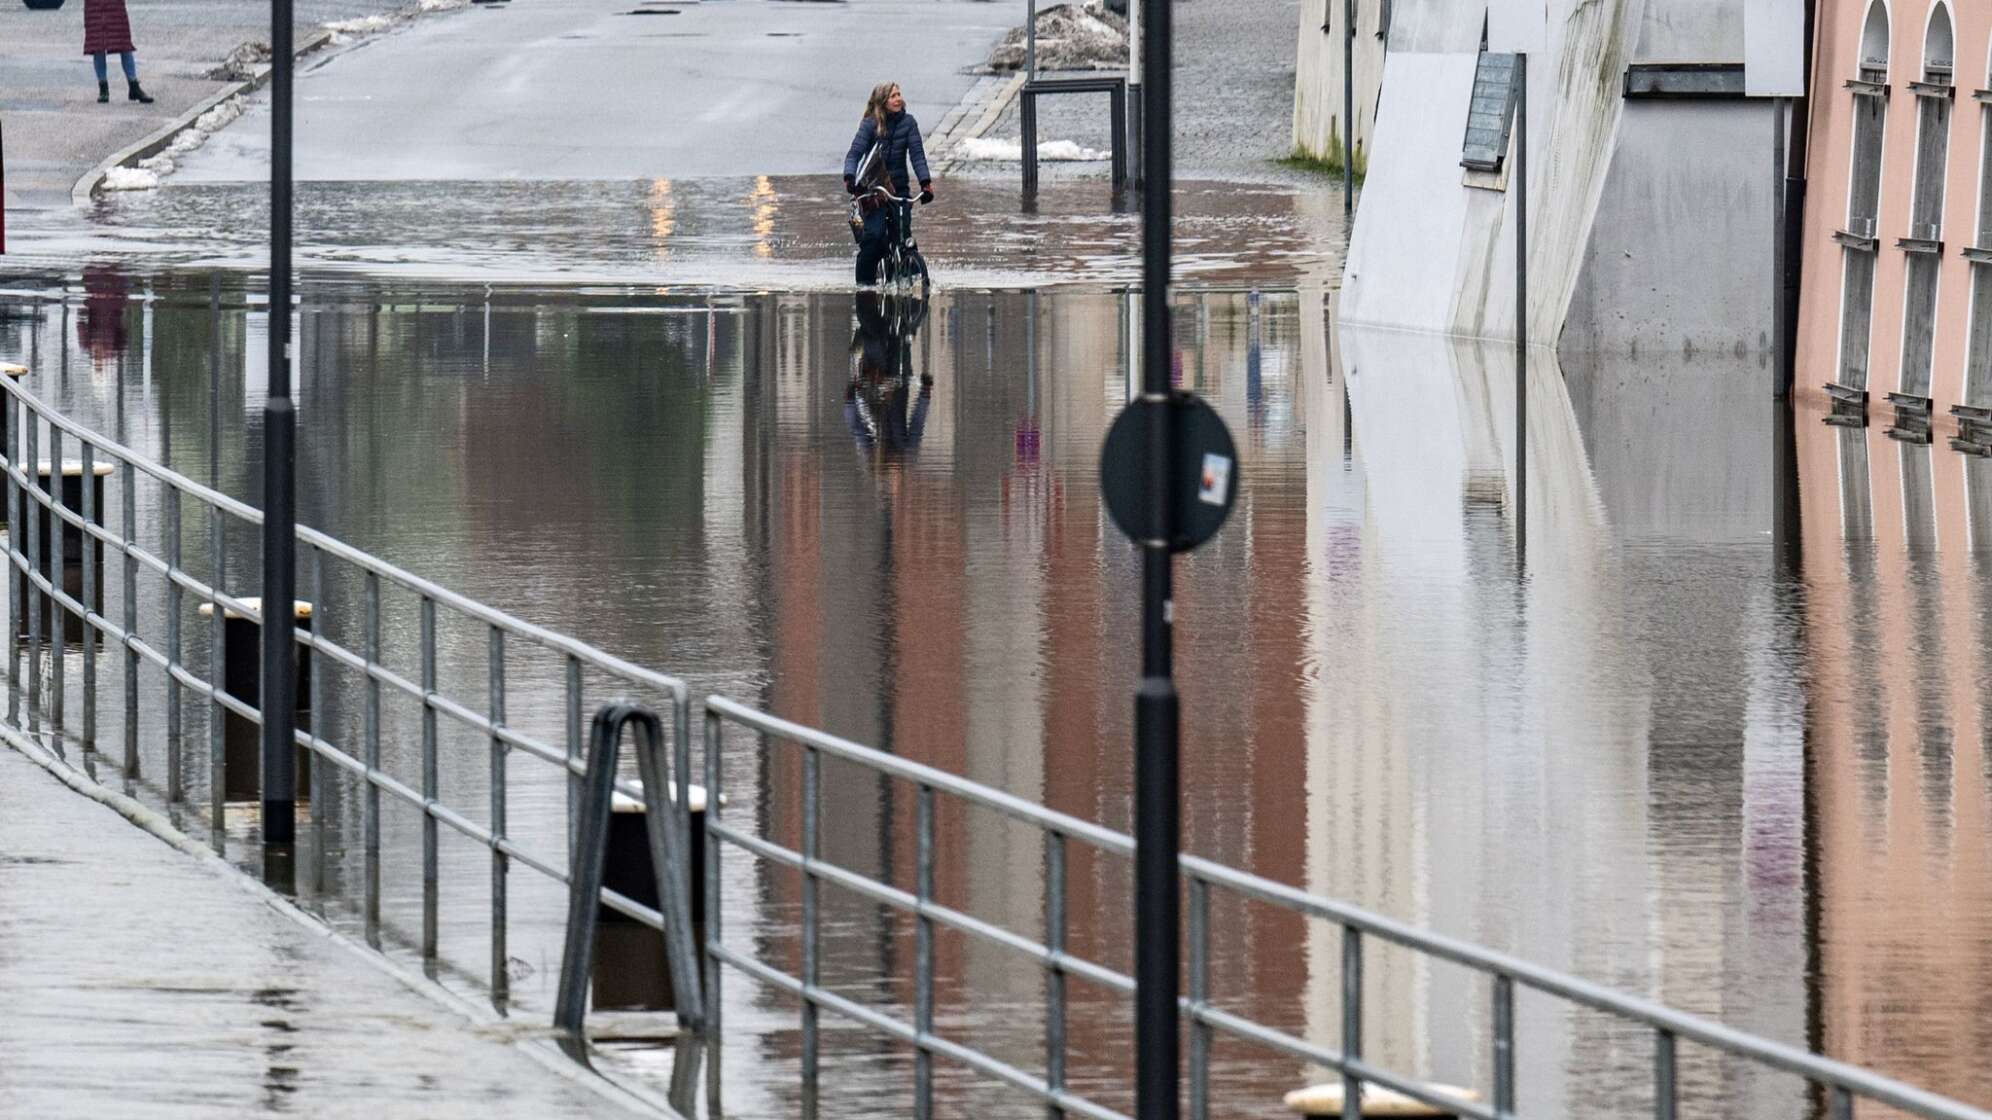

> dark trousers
[855,205,889,285]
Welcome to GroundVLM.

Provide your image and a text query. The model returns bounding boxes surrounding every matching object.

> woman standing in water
[83,0,153,104]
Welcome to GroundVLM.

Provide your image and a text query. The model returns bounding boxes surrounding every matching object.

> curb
[0,723,683,1118]
[69,28,334,208]
[930,71,1025,173]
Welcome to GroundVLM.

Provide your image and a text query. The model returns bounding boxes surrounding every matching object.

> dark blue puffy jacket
[843,110,931,195]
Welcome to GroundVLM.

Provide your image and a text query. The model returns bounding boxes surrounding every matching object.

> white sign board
[1488,0,1546,53]
[1744,0,1806,96]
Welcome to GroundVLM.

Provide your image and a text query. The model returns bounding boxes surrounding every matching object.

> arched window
[1897,2,1954,401]
[1833,0,1890,391]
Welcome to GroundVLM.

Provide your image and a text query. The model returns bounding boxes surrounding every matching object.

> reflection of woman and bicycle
[844,292,932,457]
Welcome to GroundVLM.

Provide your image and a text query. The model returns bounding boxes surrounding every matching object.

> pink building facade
[1796,0,1992,444]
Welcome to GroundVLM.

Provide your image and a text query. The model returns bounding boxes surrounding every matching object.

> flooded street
[0,258,1986,1119]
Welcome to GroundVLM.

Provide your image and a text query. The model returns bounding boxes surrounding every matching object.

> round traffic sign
[1099,392,1239,553]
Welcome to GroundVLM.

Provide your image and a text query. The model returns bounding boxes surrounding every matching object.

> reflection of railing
[698,696,1992,1120]
[0,374,700,1024]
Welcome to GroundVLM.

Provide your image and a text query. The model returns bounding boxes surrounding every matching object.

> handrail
[0,373,701,1036]
[699,695,1992,1120]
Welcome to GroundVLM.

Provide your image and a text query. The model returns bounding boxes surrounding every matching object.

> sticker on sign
[1199,453,1232,507]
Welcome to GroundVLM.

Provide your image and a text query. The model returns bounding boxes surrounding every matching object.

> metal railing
[697,696,1992,1120]
[0,372,702,1021]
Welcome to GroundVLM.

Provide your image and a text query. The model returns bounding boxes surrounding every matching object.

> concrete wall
[1340,0,1793,359]
[1564,101,1780,357]
[1292,0,1389,166]
[1341,0,1640,345]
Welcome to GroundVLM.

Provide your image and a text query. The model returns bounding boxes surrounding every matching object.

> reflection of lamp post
[261,0,299,852]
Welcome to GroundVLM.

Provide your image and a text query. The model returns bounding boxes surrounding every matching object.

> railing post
[1493,975,1516,1119]
[1187,876,1210,1120]
[566,654,582,851]
[421,594,439,959]
[48,430,63,736]
[309,547,326,894]
[120,460,138,777]
[1654,1028,1676,1120]
[164,484,182,801]
[703,707,725,1116]
[26,415,39,729]
[207,504,225,852]
[1342,928,1363,1120]
[801,744,821,1116]
[5,384,18,728]
[363,570,381,947]
[84,445,102,751]
[916,784,936,1120]
[489,624,509,1009]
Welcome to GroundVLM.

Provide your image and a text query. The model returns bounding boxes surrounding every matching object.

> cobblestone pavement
[953,0,1314,186]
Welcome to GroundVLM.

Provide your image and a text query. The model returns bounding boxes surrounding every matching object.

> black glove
[918,182,934,205]
[845,176,859,196]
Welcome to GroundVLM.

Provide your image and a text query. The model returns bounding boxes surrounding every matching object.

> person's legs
[855,207,887,285]
[92,52,109,101]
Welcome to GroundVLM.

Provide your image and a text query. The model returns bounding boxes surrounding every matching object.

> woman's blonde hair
[863,82,901,133]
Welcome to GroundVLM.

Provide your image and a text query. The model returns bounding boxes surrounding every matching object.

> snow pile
[102,167,161,192]
[325,13,398,40]
[204,39,271,81]
[989,1,1127,71]
[419,0,470,12]
[959,136,1113,162]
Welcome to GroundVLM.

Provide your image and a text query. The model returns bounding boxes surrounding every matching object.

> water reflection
[0,274,1986,1117]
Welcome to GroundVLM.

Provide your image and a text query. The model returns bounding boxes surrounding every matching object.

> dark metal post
[261,0,298,849]
[1513,52,1528,566]
[1772,99,1790,398]
[1342,0,1354,220]
[1136,0,1178,1115]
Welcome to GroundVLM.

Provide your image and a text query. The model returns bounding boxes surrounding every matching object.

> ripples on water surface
[0,271,1987,1118]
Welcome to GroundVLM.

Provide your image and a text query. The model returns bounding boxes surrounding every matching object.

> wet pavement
[0,271,1986,1119]
[165,0,1009,184]
[0,174,1346,287]
[0,736,654,1118]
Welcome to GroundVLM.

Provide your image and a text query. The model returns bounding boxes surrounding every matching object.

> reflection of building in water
[1796,416,1992,1109]
[746,289,1318,1113]
[1313,328,1822,1115]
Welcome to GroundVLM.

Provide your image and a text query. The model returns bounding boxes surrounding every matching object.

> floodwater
[0,264,1988,1120]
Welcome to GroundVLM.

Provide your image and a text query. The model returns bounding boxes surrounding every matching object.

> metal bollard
[17,461,111,639]
[593,780,708,1013]
[196,597,312,803]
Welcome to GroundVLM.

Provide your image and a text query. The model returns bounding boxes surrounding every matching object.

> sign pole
[261,0,298,851]
[1136,0,1178,1113]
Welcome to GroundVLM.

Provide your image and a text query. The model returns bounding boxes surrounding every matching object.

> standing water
[0,269,1986,1119]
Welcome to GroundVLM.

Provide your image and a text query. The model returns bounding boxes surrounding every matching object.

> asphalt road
[0,0,406,209]
[176,0,1012,182]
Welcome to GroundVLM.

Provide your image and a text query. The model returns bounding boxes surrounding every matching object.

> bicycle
[864,187,931,294]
